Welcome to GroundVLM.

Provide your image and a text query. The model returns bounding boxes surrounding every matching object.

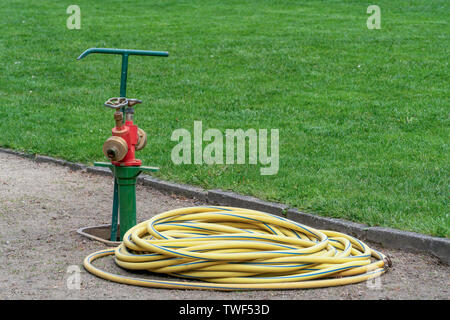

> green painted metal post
[120,54,129,98]
[110,178,119,241]
[114,53,129,241]
[114,166,140,240]
[94,162,158,240]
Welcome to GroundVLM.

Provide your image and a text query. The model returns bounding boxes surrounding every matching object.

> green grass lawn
[0,0,448,237]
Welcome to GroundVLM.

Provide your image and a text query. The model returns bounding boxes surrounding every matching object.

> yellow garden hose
[83,206,391,291]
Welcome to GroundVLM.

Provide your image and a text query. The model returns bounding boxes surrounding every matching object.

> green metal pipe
[120,54,129,117]
[112,166,141,240]
[94,162,159,240]
[117,178,138,240]
[110,178,119,241]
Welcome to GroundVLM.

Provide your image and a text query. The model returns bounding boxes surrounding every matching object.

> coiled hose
[84,206,391,291]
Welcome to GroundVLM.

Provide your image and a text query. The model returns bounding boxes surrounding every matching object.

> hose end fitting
[383,256,392,271]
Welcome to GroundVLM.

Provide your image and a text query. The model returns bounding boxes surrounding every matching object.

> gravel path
[0,152,448,300]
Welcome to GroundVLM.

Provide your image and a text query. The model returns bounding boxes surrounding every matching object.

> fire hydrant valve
[78,47,167,240]
[103,97,144,167]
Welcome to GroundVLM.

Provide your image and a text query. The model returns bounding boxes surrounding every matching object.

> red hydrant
[102,97,147,166]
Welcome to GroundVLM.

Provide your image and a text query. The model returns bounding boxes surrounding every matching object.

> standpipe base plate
[76,224,121,246]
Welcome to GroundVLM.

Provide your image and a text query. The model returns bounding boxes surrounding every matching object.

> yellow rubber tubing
[83,206,391,291]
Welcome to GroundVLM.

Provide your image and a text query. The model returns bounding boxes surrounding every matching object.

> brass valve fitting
[103,136,128,161]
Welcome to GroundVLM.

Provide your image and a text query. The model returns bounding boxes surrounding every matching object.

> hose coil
[84,206,391,290]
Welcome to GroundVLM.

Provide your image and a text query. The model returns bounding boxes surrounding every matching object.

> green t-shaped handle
[77,48,169,97]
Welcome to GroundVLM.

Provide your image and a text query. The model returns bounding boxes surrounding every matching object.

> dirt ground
[0,151,448,300]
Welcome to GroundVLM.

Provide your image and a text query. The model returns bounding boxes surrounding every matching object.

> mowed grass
[0,0,448,237]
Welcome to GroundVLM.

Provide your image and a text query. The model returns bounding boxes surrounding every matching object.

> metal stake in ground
[77,48,168,240]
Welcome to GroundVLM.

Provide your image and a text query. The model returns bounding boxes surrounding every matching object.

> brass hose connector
[135,128,147,151]
[103,136,128,161]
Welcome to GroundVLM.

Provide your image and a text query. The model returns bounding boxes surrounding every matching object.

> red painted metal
[111,119,142,167]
